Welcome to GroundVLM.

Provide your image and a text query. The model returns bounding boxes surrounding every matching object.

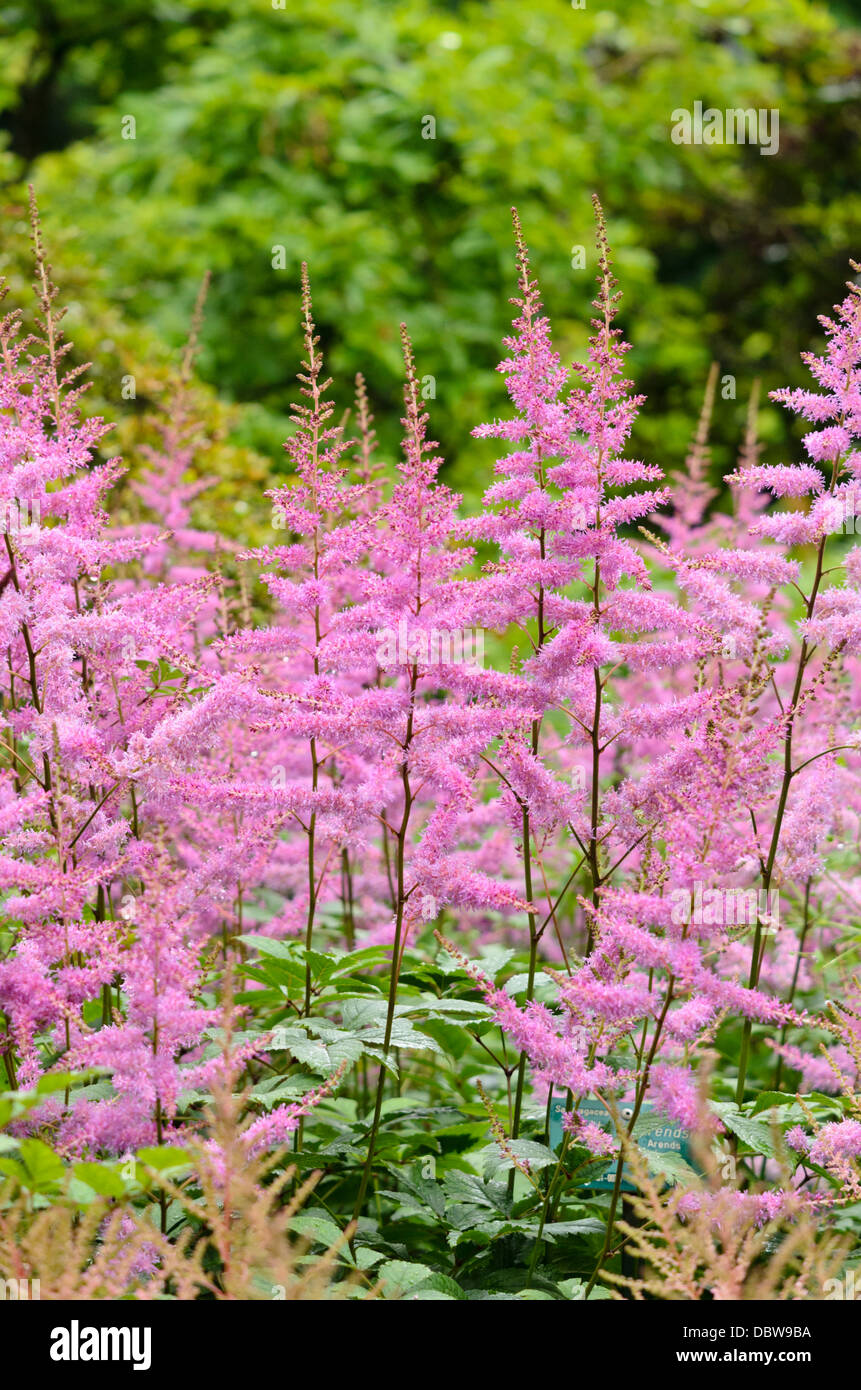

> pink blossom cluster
[1,192,860,1225]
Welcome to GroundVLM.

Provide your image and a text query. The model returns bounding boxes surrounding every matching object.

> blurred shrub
[0,0,859,518]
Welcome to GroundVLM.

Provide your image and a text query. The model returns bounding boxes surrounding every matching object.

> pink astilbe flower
[2,186,861,1300]
[241,1061,347,1158]
[562,1109,619,1157]
[0,197,232,1152]
[647,1063,702,1131]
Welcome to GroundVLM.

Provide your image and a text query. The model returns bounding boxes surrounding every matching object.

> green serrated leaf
[136,1146,192,1174]
[377,1259,436,1299]
[72,1161,127,1198]
[480,1140,557,1179]
[19,1138,65,1190]
[711,1102,776,1157]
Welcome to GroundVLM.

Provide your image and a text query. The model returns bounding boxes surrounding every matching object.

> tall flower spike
[129,271,222,579]
[27,186,86,435]
[655,361,719,545]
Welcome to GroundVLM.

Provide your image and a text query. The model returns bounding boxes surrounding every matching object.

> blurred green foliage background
[0,0,860,534]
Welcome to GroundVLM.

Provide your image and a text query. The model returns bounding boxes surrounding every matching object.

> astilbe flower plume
[1,188,860,1301]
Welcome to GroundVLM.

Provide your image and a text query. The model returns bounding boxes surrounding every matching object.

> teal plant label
[548,1096,692,1192]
